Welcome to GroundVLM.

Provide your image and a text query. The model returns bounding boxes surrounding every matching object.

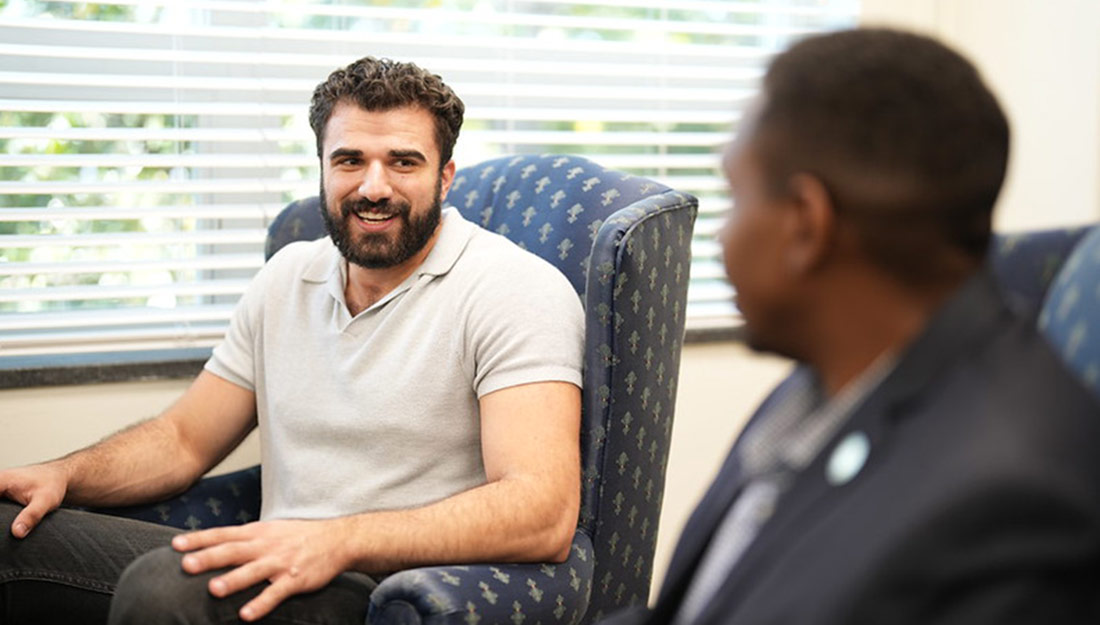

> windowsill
[1,320,746,390]
[683,314,746,344]
[0,349,210,390]
[684,321,746,344]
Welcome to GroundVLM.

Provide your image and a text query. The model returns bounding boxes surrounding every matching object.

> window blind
[0,0,858,363]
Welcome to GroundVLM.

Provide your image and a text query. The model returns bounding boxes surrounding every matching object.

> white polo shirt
[206,208,585,520]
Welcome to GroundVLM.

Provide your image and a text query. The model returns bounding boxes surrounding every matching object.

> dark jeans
[0,501,376,624]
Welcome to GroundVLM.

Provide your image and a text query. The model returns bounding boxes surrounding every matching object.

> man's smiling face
[319,102,454,270]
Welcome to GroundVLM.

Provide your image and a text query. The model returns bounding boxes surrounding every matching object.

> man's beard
[320,178,443,269]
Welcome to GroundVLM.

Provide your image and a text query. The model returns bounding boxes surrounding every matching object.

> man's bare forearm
[53,415,203,507]
[56,371,259,507]
[338,469,579,574]
[1,371,256,538]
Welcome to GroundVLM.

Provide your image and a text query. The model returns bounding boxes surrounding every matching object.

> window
[0,0,859,368]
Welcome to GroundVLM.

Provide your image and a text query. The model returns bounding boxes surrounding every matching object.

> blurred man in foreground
[603,27,1100,625]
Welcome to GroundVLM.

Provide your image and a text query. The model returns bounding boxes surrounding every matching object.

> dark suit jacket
[605,271,1100,625]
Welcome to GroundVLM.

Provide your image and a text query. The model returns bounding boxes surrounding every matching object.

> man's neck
[805,271,971,397]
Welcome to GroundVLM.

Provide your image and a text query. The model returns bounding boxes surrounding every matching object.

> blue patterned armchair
[989,223,1100,401]
[100,154,699,625]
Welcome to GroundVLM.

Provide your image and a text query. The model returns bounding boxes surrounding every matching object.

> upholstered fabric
[263,196,326,261]
[369,532,596,625]
[988,226,1092,312]
[94,466,261,530]
[100,154,699,625]
[1038,226,1100,400]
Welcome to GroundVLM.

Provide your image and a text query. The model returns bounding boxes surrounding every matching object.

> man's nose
[358,162,393,202]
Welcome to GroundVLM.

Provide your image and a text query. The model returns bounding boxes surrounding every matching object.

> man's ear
[784,172,836,275]
[439,159,457,200]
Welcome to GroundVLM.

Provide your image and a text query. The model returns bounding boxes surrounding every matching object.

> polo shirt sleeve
[468,252,585,398]
[204,259,274,392]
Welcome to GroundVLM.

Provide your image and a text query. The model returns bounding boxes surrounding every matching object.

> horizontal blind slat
[31,0,841,18]
[0,254,264,277]
[0,204,282,222]
[0,73,753,103]
[1,101,740,125]
[0,18,783,58]
[0,8,826,38]
[0,180,311,195]
[0,306,236,331]
[1,279,251,303]
[2,230,266,248]
[0,44,765,82]
[1,151,723,170]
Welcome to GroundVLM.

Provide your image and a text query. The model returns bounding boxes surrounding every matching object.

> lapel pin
[826,431,870,486]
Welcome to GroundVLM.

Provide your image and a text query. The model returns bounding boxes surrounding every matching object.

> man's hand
[172,519,351,622]
[0,462,69,538]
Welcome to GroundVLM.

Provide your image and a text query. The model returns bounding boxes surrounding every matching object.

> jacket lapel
[689,271,1014,625]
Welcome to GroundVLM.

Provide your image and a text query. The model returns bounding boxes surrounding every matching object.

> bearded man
[0,57,584,625]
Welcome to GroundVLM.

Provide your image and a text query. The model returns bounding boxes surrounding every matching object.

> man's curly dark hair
[309,56,465,168]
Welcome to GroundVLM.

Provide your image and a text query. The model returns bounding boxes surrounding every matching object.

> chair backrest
[989,226,1093,312]
[990,224,1100,402]
[266,154,699,622]
[1036,226,1100,400]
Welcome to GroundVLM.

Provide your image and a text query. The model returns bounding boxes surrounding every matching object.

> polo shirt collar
[299,206,476,296]
[416,207,476,277]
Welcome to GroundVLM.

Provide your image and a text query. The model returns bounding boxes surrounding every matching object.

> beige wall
[0,377,260,476]
[862,0,1100,230]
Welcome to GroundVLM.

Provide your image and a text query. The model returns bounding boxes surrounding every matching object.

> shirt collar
[416,207,477,277]
[740,352,897,478]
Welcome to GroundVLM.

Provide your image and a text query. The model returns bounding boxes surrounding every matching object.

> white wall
[862,0,1100,230]
[0,378,260,476]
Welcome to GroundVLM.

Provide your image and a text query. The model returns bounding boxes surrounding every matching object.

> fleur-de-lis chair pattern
[990,223,1100,401]
[97,154,700,625]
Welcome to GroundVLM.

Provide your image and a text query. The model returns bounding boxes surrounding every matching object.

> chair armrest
[369,531,595,625]
[92,465,261,531]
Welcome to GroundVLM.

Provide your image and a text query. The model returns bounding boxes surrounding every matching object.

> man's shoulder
[971,315,1097,415]
[897,315,1100,484]
[898,273,1097,426]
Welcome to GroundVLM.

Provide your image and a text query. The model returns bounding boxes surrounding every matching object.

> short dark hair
[752,28,1010,283]
[309,56,465,167]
